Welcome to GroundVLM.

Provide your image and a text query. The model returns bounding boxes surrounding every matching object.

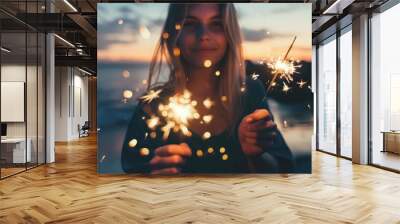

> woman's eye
[210,22,223,31]
[183,21,197,30]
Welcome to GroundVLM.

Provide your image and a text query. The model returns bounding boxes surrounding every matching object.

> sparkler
[148,90,201,140]
[138,85,225,159]
[266,36,302,93]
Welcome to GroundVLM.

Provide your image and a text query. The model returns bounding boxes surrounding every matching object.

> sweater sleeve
[242,78,294,173]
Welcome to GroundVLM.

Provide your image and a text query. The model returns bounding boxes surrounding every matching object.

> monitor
[1,123,7,137]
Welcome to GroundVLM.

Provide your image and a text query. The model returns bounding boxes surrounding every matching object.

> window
[370,3,400,171]
[339,28,352,158]
[317,36,337,154]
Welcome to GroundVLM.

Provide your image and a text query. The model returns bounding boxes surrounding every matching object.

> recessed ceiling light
[1,47,11,53]
[54,34,75,48]
[78,67,93,76]
[63,0,78,12]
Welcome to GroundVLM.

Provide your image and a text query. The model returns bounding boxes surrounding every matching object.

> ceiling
[0,0,392,75]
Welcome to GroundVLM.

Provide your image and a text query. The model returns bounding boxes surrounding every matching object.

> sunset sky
[97,3,312,63]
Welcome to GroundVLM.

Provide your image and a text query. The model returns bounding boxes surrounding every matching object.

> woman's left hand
[238,109,277,156]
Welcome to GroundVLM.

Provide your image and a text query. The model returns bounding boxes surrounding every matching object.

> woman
[121,3,293,174]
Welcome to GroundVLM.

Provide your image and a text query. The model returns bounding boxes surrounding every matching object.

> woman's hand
[149,143,192,174]
[238,109,277,156]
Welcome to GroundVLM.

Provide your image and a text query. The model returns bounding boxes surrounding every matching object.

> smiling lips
[193,47,217,55]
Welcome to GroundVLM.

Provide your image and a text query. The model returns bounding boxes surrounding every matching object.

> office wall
[1,64,40,139]
[54,67,89,141]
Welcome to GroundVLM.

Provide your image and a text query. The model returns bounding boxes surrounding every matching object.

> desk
[1,138,31,163]
[382,131,400,154]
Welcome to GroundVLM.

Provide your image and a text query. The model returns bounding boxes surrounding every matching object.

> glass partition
[1,30,28,177]
[0,1,46,179]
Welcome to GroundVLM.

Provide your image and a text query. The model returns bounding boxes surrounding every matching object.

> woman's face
[177,4,227,69]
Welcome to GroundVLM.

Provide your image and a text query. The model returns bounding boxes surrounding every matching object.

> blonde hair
[147,3,245,132]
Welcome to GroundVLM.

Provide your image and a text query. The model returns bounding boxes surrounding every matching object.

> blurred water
[98,63,313,173]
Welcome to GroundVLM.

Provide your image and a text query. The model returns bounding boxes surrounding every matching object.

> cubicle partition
[0,1,46,179]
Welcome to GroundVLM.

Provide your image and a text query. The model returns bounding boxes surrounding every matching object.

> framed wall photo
[97,3,312,174]
[1,81,25,122]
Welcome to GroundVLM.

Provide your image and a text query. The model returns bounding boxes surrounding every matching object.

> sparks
[267,57,301,82]
[140,89,162,103]
[123,90,133,99]
[128,139,138,148]
[203,59,212,68]
[100,155,106,163]
[196,149,204,157]
[202,131,211,139]
[221,96,227,102]
[251,72,260,80]
[122,70,130,78]
[140,147,150,156]
[265,36,303,93]
[147,116,160,129]
[282,83,290,93]
[155,90,200,140]
[297,80,307,88]
[150,132,157,139]
[162,32,169,39]
[203,98,214,109]
[173,47,181,56]
[202,115,213,124]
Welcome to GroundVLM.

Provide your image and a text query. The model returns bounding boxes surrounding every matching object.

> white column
[46,33,55,163]
[352,14,369,164]
[45,1,55,163]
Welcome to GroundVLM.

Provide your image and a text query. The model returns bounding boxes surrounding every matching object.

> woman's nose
[197,25,210,41]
